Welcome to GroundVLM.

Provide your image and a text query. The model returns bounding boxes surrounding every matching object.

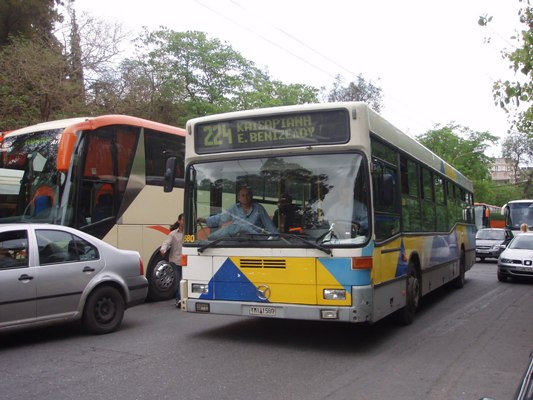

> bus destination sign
[194,109,349,154]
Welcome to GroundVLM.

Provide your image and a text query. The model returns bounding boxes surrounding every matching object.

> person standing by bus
[160,213,184,308]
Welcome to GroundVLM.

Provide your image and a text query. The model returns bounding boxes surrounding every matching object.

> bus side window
[372,159,400,241]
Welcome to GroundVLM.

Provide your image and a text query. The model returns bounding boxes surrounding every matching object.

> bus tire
[146,248,177,302]
[452,249,466,289]
[394,260,420,326]
[82,285,125,334]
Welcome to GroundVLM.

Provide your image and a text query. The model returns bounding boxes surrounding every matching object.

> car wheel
[394,260,420,325]
[82,286,125,334]
[497,270,507,282]
[479,256,485,262]
[146,248,177,301]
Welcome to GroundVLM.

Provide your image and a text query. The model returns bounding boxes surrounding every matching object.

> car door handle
[18,274,34,281]
[83,266,95,273]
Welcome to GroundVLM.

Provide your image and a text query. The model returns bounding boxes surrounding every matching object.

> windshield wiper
[197,236,249,253]
[197,232,332,255]
[276,233,332,255]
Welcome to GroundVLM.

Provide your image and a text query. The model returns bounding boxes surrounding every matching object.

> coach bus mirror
[381,174,394,206]
[163,157,177,193]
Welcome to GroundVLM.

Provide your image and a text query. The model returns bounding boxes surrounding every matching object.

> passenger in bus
[197,186,278,238]
[272,193,300,233]
[160,213,184,308]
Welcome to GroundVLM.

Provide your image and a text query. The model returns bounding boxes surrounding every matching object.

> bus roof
[7,115,186,137]
[187,102,473,192]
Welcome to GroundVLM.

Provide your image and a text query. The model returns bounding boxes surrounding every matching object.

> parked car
[475,228,514,262]
[0,223,148,334]
[498,232,533,282]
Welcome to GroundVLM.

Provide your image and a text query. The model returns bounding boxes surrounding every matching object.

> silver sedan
[498,232,533,282]
[0,223,148,334]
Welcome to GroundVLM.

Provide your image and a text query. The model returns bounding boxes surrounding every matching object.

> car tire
[394,260,420,326]
[82,286,125,334]
[497,270,507,282]
[146,248,177,302]
[479,256,485,262]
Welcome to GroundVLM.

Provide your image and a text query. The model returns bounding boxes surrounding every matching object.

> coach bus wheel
[146,248,177,302]
[394,261,420,326]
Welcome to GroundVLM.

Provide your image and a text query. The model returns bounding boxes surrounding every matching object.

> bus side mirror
[163,157,177,193]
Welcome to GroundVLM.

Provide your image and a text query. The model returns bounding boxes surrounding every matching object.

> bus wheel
[395,261,420,326]
[147,248,177,302]
[452,249,466,289]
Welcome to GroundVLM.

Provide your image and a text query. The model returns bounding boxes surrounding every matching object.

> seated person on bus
[272,193,301,233]
[197,186,278,239]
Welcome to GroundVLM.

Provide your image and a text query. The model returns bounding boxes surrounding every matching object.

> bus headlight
[191,283,209,294]
[323,289,346,300]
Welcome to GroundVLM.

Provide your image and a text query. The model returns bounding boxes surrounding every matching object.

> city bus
[502,199,533,231]
[474,202,505,229]
[0,115,186,301]
[177,102,476,325]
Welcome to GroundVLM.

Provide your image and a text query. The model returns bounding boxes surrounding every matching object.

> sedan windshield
[508,235,533,250]
[476,230,505,240]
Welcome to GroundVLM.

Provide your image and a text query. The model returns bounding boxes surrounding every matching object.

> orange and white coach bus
[0,115,185,301]
[176,102,476,324]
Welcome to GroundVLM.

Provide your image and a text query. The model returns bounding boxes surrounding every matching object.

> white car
[0,223,148,334]
[497,232,533,282]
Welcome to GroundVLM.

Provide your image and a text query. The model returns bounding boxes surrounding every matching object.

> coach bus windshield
[0,130,63,222]
[189,153,370,247]
[504,201,533,230]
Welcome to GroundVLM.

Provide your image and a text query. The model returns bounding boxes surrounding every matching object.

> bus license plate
[249,306,276,316]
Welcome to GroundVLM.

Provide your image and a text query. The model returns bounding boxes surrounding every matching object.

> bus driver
[197,186,278,239]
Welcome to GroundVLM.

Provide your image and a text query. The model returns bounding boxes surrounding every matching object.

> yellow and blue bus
[179,102,476,324]
[0,115,186,301]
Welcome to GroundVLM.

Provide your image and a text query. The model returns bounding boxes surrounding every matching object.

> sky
[72,0,523,156]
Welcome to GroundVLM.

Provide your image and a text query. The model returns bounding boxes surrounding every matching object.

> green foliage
[417,124,501,203]
[105,29,319,126]
[417,124,499,182]
[0,36,85,130]
[490,0,532,133]
[0,0,63,47]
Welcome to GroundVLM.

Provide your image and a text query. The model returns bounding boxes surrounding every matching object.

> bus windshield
[0,129,63,221]
[505,201,533,230]
[190,152,370,246]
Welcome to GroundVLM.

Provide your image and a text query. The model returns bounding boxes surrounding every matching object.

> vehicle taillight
[139,259,144,275]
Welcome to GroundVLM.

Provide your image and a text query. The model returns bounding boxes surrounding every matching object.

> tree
[324,74,384,112]
[0,36,83,129]
[113,29,319,126]
[55,5,129,114]
[480,0,533,134]
[417,124,499,201]
[501,131,533,182]
[0,0,63,47]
